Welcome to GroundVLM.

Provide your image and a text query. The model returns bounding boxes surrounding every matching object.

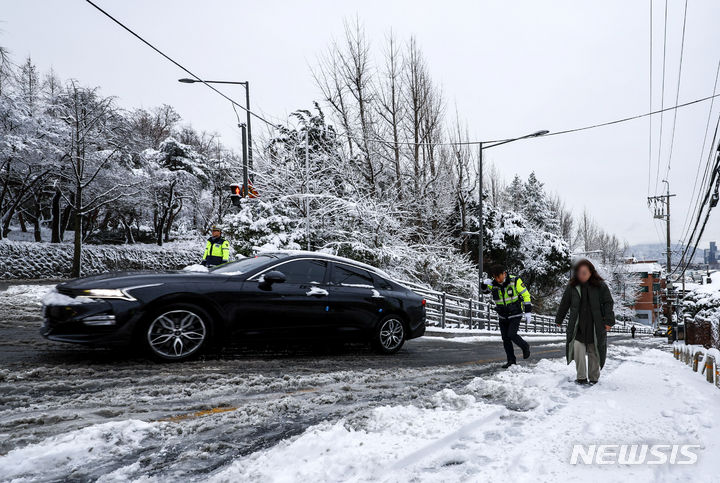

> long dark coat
[554,281,616,368]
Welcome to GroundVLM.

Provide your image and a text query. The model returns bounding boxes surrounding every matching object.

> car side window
[375,276,393,290]
[275,259,327,284]
[330,264,374,287]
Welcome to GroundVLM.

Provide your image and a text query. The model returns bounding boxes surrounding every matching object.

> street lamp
[475,130,549,301]
[177,78,254,188]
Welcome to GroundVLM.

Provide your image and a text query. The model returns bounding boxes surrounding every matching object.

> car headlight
[80,284,163,302]
[81,289,136,301]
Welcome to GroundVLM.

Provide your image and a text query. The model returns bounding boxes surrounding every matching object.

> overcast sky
[2,0,720,251]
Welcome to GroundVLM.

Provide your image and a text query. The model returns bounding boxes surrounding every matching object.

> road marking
[156,387,321,422]
[157,406,237,422]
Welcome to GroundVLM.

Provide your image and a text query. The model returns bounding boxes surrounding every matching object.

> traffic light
[229,182,259,206]
[229,184,241,206]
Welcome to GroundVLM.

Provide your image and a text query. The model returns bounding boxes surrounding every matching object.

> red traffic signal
[229,183,259,205]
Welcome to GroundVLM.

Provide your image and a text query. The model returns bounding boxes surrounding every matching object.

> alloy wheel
[379,318,404,350]
[147,310,207,359]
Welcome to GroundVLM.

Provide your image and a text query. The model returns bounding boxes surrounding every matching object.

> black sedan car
[41,251,426,361]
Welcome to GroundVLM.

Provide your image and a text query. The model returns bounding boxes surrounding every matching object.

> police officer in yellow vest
[481,263,532,368]
[200,225,229,267]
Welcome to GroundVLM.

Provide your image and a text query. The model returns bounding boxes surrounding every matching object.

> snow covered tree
[224,197,302,255]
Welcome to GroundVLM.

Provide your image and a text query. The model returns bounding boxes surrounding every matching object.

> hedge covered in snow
[683,283,720,350]
[0,241,201,279]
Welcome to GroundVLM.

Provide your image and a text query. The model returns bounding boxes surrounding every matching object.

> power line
[655,0,669,196]
[670,123,720,279]
[84,0,279,130]
[678,58,720,246]
[542,93,720,138]
[664,0,689,183]
[85,0,720,150]
[648,0,653,197]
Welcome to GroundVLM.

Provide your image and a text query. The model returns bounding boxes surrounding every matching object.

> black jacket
[555,281,615,368]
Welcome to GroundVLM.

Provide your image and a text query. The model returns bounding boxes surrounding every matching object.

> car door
[326,262,384,338]
[241,258,330,339]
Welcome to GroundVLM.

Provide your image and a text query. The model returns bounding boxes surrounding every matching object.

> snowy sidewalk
[210,341,719,482]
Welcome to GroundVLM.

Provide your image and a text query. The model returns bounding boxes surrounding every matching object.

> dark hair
[569,258,604,286]
[488,264,506,277]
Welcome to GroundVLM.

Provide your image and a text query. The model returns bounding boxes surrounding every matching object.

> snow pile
[0,420,160,482]
[1,284,54,305]
[183,263,209,273]
[210,345,720,482]
[0,240,199,279]
[41,289,93,306]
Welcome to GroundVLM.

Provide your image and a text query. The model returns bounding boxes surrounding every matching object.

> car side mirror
[259,270,286,290]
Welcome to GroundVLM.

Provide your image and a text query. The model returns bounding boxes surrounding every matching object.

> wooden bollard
[706,358,715,384]
[693,352,702,372]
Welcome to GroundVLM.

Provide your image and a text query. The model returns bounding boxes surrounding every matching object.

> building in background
[623,258,664,326]
[704,241,718,269]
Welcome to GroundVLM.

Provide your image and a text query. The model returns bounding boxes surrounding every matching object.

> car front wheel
[372,316,405,354]
[143,305,210,361]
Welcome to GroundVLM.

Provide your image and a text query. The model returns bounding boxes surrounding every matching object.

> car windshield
[210,254,284,275]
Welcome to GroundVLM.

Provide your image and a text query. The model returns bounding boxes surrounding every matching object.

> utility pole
[648,179,676,322]
[239,123,248,199]
[178,77,252,172]
[305,128,310,250]
[462,130,549,302]
[648,180,675,271]
[477,142,483,302]
[244,82,253,172]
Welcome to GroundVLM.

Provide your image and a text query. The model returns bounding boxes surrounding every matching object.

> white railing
[401,280,651,335]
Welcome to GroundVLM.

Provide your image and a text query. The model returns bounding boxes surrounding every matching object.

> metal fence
[401,280,652,335]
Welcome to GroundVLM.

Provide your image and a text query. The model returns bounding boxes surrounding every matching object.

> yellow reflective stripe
[209,242,228,257]
[515,278,531,302]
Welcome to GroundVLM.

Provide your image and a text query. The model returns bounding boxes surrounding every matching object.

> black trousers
[499,316,529,363]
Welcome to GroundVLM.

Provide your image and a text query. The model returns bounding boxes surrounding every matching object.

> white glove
[483,278,493,286]
[523,313,532,323]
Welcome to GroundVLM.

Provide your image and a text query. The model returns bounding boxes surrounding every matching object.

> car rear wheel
[143,305,210,361]
[372,316,405,354]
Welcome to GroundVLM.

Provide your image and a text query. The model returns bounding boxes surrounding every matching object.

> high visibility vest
[202,237,229,266]
[485,276,532,319]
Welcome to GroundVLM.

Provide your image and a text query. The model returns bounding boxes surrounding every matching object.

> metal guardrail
[401,280,651,335]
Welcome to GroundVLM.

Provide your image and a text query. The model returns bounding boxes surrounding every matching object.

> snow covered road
[208,341,720,483]
[0,283,707,482]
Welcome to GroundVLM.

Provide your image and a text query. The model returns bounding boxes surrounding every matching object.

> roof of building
[623,260,663,274]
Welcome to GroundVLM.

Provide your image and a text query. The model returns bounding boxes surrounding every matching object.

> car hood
[57,270,231,290]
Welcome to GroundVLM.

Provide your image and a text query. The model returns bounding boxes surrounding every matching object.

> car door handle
[306,287,329,297]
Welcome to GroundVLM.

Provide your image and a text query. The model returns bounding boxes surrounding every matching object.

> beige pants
[574,340,600,382]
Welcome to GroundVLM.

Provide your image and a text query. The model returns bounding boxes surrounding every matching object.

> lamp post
[473,130,549,301]
[178,77,253,184]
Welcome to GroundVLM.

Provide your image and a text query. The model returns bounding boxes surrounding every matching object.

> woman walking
[555,259,615,385]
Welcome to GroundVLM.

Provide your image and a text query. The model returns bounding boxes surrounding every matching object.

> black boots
[502,362,515,369]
